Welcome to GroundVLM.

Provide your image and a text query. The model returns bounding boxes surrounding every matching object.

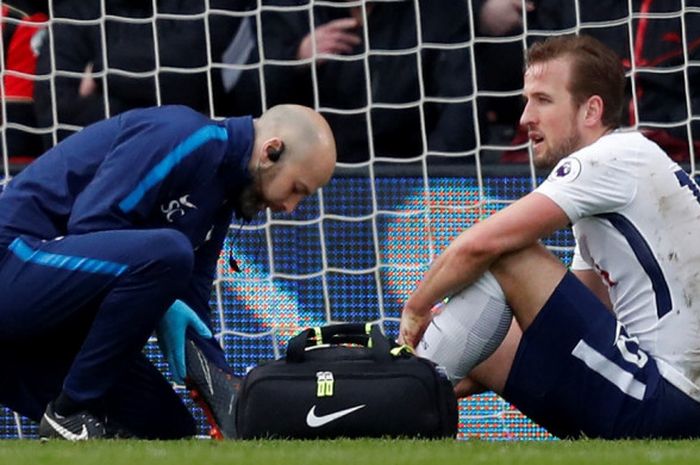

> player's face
[520,57,586,168]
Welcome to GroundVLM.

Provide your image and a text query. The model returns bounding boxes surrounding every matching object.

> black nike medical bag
[235,323,458,439]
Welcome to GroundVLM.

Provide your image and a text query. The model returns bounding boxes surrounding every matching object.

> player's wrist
[402,300,432,319]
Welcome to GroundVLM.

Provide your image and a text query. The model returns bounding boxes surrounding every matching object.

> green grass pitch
[2,439,700,465]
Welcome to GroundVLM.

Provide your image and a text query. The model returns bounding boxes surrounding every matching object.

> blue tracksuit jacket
[0,104,254,319]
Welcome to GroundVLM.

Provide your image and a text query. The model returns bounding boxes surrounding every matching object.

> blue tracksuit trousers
[0,228,197,438]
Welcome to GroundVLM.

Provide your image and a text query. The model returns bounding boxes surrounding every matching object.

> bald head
[254,104,336,185]
[245,105,336,216]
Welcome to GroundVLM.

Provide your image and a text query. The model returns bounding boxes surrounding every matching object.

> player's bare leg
[490,243,568,331]
[461,319,522,397]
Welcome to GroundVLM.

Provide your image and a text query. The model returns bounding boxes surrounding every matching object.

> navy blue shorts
[503,272,700,439]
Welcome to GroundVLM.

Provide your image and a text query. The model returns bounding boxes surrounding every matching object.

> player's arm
[572,269,613,311]
[400,191,569,347]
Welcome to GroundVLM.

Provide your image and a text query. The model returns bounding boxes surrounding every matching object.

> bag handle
[286,323,394,363]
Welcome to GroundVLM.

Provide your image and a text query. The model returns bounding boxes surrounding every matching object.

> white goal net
[1,0,698,439]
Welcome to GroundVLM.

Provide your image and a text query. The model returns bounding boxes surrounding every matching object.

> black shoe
[38,402,106,440]
[185,340,241,439]
[103,416,134,439]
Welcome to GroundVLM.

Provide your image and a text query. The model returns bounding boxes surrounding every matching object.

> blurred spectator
[500,0,700,163]
[260,0,478,163]
[472,0,535,145]
[1,0,48,168]
[477,0,534,36]
[217,4,265,119]
[33,0,252,147]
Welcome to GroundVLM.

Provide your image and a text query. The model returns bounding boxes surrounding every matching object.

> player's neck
[583,125,614,149]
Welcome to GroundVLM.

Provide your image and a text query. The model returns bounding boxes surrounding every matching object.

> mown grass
[2,438,700,465]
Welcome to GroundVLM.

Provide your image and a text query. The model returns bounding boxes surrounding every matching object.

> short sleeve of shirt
[570,241,592,270]
[534,137,639,224]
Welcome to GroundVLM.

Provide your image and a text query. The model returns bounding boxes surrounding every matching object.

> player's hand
[398,303,434,349]
[157,299,213,383]
[296,18,362,63]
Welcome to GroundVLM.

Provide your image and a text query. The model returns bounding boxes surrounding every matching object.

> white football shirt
[536,130,700,401]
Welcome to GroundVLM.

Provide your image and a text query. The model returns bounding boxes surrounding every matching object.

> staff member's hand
[157,300,213,383]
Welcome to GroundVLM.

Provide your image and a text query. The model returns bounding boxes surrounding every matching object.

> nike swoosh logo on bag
[305,404,366,428]
[43,414,89,440]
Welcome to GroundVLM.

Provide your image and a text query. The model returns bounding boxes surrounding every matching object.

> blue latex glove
[157,299,213,383]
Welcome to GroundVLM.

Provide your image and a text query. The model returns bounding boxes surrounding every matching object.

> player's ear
[583,95,604,126]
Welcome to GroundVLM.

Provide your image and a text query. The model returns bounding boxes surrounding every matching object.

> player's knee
[142,229,194,278]
[418,275,511,385]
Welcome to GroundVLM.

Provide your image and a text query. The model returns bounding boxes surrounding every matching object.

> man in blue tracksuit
[0,104,336,439]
